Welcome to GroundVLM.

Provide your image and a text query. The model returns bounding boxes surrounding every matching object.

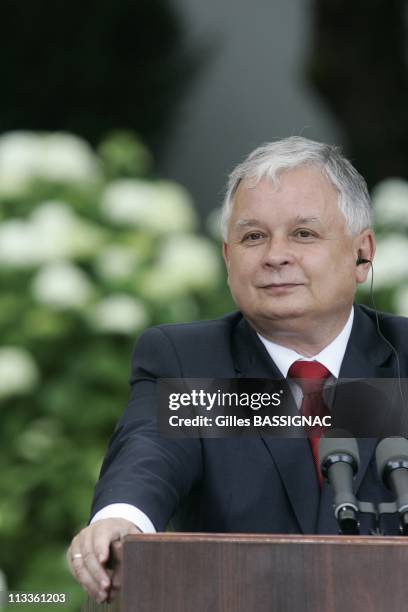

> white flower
[0,219,37,266]
[31,201,104,261]
[31,261,93,309]
[101,179,155,225]
[0,131,100,195]
[90,294,148,334]
[142,235,222,300]
[372,178,408,228]
[394,285,408,316]
[141,268,184,301]
[0,132,40,195]
[39,133,100,183]
[159,236,221,288]
[101,179,197,233]
[371,235,408,288]
[0,347,39,399]
[150,181,197,233]
[94,245,141,281]
[0,202,104,268]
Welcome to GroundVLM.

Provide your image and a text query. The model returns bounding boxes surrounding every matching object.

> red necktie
[287,360,331,488]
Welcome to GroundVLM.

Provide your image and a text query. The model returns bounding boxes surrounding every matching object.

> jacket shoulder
[357,304,408,351]
[134,311,243,377]
[157,311,243,338]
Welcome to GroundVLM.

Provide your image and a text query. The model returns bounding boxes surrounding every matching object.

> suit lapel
[232,316,320,534]
[232,306,397,534]
[316,305,394,533]
[334,304,393,492]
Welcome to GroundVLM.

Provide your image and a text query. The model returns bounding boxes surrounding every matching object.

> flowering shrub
[358,177,408,315]
[2,130,406,609]
[0,131,232,610]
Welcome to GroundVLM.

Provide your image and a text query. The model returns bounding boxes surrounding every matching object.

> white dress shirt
[91,308,354,532]
[257,308,354,408]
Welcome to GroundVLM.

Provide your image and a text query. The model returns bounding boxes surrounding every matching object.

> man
[68,137,408,603]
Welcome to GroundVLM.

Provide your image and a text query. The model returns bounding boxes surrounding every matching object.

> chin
[253,306,308,323]
[261,298,308,318]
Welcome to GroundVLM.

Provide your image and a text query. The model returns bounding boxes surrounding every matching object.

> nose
[262,236,294,268]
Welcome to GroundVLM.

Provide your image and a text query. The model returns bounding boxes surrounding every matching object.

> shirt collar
[256,307,354,378]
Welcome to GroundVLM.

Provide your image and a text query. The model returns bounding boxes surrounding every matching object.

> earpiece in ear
[356,253,371,265]
[356,251,371,266]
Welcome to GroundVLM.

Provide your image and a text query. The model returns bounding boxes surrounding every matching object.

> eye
[294,229,316,240]
[242,231,265,243]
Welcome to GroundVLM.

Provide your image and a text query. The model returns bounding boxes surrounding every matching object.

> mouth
[259,283,303,289]
[258,283,304,293]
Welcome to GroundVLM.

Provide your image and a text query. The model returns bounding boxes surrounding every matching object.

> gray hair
[220,136,372,239]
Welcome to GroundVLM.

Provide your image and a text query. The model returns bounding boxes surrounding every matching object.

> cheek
[228,253,257,279]
[298,256,326,279]
[228,266,249,287]
[332,256,357,282]
[300,257,346,293]
[312,258,356,298]
[306,247,354,276]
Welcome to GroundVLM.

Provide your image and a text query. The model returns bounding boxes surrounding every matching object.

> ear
[355,229,376,284]
[222,241,230,270]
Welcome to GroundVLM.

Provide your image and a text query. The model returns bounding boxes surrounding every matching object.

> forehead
[232,165,342,223]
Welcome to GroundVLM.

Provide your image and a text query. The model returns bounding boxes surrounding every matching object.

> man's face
[223,165,375,337]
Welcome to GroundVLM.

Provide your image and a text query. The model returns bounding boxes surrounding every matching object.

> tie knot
[287,360,331,394]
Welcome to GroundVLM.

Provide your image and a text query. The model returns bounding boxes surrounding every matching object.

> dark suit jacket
[91,304,408,535]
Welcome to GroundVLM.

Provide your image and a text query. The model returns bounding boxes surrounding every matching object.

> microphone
[319,432,360,534]
[376,437,408,535]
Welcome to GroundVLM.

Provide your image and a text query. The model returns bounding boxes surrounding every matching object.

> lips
[259,283,303,288]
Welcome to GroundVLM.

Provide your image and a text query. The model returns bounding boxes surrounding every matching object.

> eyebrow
[235,219,261,229]
[235,216,322,229]
[293,216,322,225]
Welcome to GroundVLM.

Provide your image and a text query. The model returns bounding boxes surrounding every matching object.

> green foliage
[0,130,233,610]
[357,179,408,315]
[4,129,405,611]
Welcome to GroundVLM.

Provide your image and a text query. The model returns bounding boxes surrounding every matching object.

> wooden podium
[83,533,408,612]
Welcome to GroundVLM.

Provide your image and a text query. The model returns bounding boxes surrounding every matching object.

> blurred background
[1,0,408,609]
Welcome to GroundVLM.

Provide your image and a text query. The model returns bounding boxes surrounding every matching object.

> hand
[67,518,141,603]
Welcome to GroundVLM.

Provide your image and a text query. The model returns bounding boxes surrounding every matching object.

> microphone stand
[334,499,408,536]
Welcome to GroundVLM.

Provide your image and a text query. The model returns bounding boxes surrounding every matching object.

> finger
[66,547,75,576]
[67,528,111,600]
[67,519,139,601]
[98,526,133,602]
[111,565,122,591]
[71,555,107,603]
[111,539,123,564]
[77,530,111,592]
[106,580,121,605]
[92,523,119,565]
[90,519,136,568]
[81,549,111,593]
[106,566,122,604]
[66,536,84,576]
[110,540,123,588]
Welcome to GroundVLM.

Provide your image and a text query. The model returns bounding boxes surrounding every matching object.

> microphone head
[375,437,408,486]
[318,430,360,478]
